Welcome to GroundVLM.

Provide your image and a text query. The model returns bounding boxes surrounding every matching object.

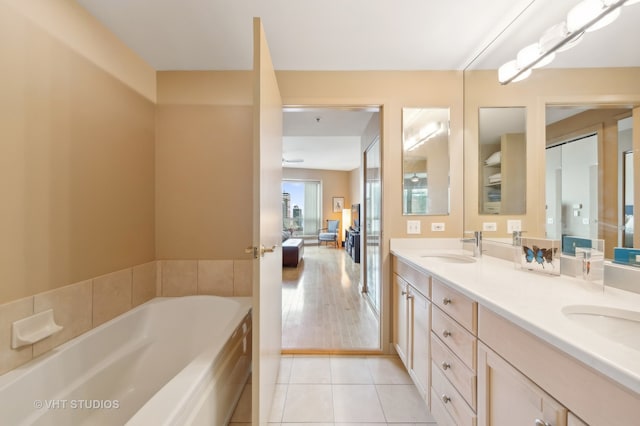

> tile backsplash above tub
[0,258,252,376]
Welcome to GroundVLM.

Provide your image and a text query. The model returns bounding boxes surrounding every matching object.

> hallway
[282,244,379,351]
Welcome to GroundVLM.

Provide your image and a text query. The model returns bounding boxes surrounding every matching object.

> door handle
[260,245,277,256]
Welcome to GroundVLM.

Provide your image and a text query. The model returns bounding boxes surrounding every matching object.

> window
[282,180,321,237]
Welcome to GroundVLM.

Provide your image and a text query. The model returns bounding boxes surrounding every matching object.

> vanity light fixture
[499,0,634,85]
[406,121,444,151]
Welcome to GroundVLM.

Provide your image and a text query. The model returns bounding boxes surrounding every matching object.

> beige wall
[155,72,253,260]
[464,68,640,241]
[0,0,156,305]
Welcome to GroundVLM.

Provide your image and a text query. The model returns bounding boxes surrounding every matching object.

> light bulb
[498,60,532,84]
[567,0,620,33]
[539,22,584,53]
[516,43,556,69]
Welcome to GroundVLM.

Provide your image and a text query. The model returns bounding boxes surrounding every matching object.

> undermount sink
[561,305,640,351]
[420,254,477,264]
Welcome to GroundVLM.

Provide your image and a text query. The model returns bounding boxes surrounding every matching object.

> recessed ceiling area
[283,109,376,171]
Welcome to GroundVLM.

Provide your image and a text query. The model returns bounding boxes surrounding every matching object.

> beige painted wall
[464,68,640,242]
[0,1,156,305]
[155,72,254,260]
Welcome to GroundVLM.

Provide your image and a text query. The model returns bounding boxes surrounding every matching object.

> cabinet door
[409,289,430,401]
[393,274,409,368]
[478,343,567,426]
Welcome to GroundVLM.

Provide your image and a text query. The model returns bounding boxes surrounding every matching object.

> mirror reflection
[402,108,450,215]
[545,106,636,258]
[478,107,526,215]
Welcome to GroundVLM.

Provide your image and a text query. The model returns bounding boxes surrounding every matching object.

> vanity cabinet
[392,258,431,401]
[477,342,567,426]
[430,278,478,426]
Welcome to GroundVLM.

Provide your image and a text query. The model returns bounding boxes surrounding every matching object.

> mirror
[545,106,636,258]
[478,107,526,215]
[402,108,450,215]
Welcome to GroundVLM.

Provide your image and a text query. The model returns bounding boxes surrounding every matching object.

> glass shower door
[364,136,381,313]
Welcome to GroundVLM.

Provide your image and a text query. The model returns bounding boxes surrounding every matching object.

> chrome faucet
[461,231,482,258]
[512,230,522,247]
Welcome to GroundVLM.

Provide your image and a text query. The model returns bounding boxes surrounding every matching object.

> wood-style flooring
[282,244,380,351]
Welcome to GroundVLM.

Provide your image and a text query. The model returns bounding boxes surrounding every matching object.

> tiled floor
[230,355,438,425]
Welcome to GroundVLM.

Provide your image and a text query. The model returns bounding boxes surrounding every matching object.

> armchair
[318,219,340,247]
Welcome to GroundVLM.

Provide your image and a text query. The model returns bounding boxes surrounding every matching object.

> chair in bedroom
[318,219,340,247]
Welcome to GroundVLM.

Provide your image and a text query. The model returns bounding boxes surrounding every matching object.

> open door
[251,17,283,425]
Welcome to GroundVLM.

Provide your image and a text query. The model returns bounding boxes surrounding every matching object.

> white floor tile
[332,384,386,423]
[282,384,334,423]
[330,357,373,384]
[277,356,293,383]
[268,384,288,423]
[376,384,436,423]
[289,355,332,384]
[366,356,413,384]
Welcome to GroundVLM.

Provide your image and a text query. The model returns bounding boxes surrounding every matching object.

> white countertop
[391,243,640,395]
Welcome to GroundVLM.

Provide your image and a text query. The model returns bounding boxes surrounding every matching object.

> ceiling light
[498,60,532,84]
[567,0,620,33]
[411,174,420,183]
[516,43,556,69]
[500,0,630,85]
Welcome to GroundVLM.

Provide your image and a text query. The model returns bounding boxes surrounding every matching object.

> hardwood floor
[282,243,380,352]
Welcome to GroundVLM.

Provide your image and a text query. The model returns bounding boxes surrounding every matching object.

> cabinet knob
[534,420,551,426]
[441,361,451,370]
[442,297,452,305]
[442,330,452,338]
[441,394,451,404]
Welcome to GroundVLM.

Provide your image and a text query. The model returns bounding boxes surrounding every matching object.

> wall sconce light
[499,0,636,85]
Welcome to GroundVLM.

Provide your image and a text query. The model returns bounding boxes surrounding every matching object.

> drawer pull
[534,420,551,426]
[441,394,451,404]
[441,361,451,370]
[442,330,452,338]
[442,297,452,305]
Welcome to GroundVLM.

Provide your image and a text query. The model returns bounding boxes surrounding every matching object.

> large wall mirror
[545,106,637,258]
[402,107,450,215]
[478,107,526,215]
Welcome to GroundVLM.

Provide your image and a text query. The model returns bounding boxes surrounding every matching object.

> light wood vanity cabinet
[392,254,640,425]
[430,278,478,426]
[392,258,431,401]
[477,342,567,426]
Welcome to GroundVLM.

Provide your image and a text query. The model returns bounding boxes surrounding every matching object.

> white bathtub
[0,295,252,426]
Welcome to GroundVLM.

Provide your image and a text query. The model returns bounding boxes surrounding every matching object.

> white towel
[485,151,501,166]
[488,173,502,184]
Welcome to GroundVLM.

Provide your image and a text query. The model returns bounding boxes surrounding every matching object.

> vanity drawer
[432,306,477,370]
[433,279,477,334]
[432,364,477,426]
[393,257,430,298]
[431,331,476,409]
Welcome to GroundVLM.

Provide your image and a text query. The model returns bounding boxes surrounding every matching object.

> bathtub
[0,295,252,425]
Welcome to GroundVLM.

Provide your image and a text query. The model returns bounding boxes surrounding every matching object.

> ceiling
[77,0,640,170]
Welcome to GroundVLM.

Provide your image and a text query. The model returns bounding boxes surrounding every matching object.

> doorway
[281,106,382,352]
